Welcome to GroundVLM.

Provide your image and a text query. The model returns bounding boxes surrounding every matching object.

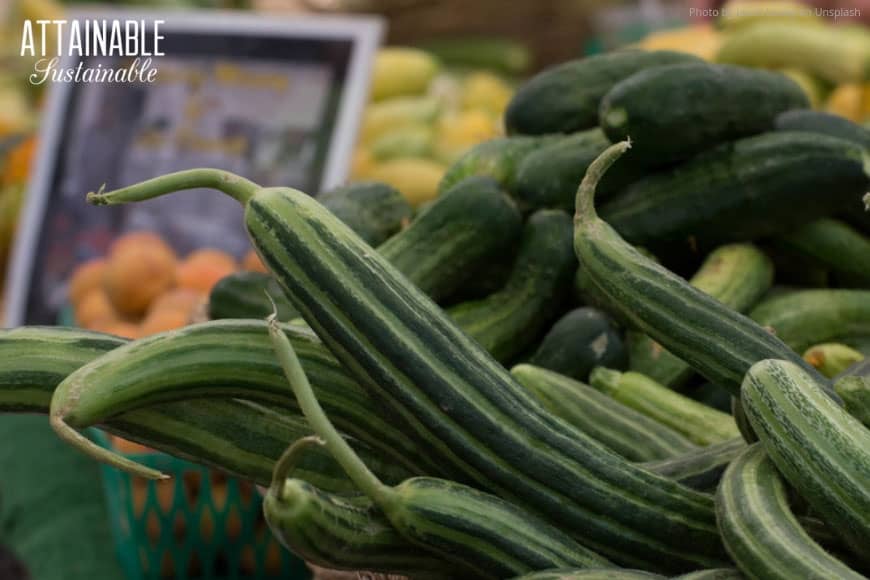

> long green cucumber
[589,368,740,446]
[774,110,870,149]
[573,141,827,396]
[715,443,865,579]
[438,136,555,194]
[672,570,744,580]
[512,364,697,462]
[208,271,298,320]
[835,376,870,429]
[628,244,774,389]
[87,168,727,571]
[509,571,665,580]
[803,343,864,378]
[741,359,870,562]
[318,180,412,246]
[267,316,612,579]
[447,209,576,363]
[641,438,745,492]
[775,219,870,286]
[749,289,870,353]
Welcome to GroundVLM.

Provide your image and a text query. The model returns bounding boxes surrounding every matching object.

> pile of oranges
[68,231,266,339]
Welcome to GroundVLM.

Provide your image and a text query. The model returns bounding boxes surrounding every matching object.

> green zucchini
[741,359,870,562]
[529,307,627,382]
[803,343,864,378]
[599,132,870,245]
[589,368,740,446]
[572,141,823,396]
[438,136,554,194]
[87,168,728,571]
[505,49,702,135]
[601,64,808,165]
[672,570,744,580]
[775,219,870,286]
[511,364,697,462]
[641,438,745,492]
[379,175,522,302]
[750,289,870,353]
[715,443,865,579]
[774,110,870,149]
[510,570,665,580]
[267,318,612,579]
[208,271,297,320]
[628,244,774,389]
[319,181,412,246]
[447,209,576,363]
[835,376,870,428]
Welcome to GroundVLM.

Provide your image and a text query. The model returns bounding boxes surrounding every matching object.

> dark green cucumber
[510,570,665,579]
[775,219,870,286]
[589,368,740,446]
[600,132,870,245]
[628,244,774,389]
[447,209,576,363]
[741,359,870,562]
[572,141,825,397]
[835,376,870,428]
[689,382,732,413]
[511,364,697,462]
[749,289,870,353]
[438,136,555,194]
[88,168,728,571]
[319,180,412,246]
[715,443,865,579]
[208,271,297,320]
[641,438,745,492]
[379,175,522,302]
[672,570,744,580]
[774,109,870,149]
[505,49,702,135]
[803,343,864,378]
[600,63,809,165]
[529,307,627,382]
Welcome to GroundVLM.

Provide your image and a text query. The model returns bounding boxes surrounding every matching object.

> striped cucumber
[589,368,740,446]
[715,443,865,579]
[267,316,612,578]
[438,136,555,194]
[573,141,826,396]
[628,244,774,389]
[512,364,697,462]
[510,571,666,579]
[447,209,576,363]
[803,343,864,378]
[741,359,870,562]
[641,438,745,492]
[672,570,744,580]
[835,376,870,429]
[87,168,727,571]
[775,219,870,286]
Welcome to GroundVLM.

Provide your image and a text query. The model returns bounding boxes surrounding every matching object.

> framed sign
[5,9,383,325]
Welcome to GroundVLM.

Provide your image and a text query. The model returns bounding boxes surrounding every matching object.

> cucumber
[775,219,870,286]
[510,571,666,580]
[529,307,627,382]
[505,50,702,135]
[370,126,434,162]
[716,443,865,579]
[511,364,697,462]
[774,110,870,149]
[447,209,576,363]
[419,37,531,75]
[600,63,809,165]
[835,376,870,429]
[837,357,870,380]
[803,343,864,378]
[641,438,745,492]
[589,368,740,446]
[319,181,412,246]
[207,271,297,320]
[672,570,744,580]
[379,175,522,302]
[689,382,732,413]
[600,132,870,246]
[438,136,553,194]
[628,244,774,389]
[88,168,728,571]
[572,141,822,396]
[749,289,870,353]
[741,359,870,562]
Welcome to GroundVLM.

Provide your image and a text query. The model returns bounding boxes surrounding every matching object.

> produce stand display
[1,0,870,579]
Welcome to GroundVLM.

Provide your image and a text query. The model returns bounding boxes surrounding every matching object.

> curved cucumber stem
[574,140,631,222]
[266,314,396,509]
[269,435,324,497]
[87,168,260,206]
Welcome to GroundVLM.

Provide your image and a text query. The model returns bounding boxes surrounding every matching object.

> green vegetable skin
[438,136,554,194]
[318,181,412,246]
[774,110,870,149]
[509,570,666,579]
[835,376,870,429]
[716,443,864,580]
[775,219,870,286]
[600,63,809,165]
[671,570,744,580]
[418,37,531,75]
[641,438,745,492]
[86,168,727,572]
[803,343,864,378]
[741,359,870,563]
[208,271,297,320]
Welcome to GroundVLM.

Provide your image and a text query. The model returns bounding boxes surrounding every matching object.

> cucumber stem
[266,314,396,509]
[86,168,260,206]
[269,435,324,498]
[574,140,631,223]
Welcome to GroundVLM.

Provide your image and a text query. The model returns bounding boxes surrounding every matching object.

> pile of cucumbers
[2,51,870,579]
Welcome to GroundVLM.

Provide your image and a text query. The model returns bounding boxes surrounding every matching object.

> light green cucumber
[775,219,870,287]
[641,438,745,492]
[835,375,870,428]
[803,343,864,378]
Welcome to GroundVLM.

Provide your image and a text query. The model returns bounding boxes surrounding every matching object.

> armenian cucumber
[600,132,870,246]
[641,438,745,492]
[529,307,627,382]
[600,63,809,165]
[835,376,870,429]
[715,443,865,579]
[511,364,697,462]
[438,136,554,194]
[87,168,727,571]
[505,50,702,135]
[741,359,870,562]
[208,271,297,320]
[319,181,412,246]
[775,219,870,286]
[628,244,773,389]
[447,209,576,363]
[774,110,870,149]
[803,343,864,378]
[749,289,870,353]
